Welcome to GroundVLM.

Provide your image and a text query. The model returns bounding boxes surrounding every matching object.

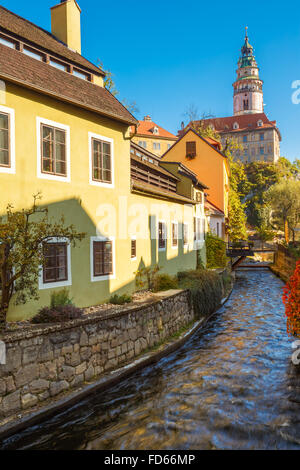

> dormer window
[73,68,90,81]
[153,126,159,135]
[257,120,263,127]
[50,58,68,72]
[0,35,16,49]
[233,122,239,130]
[23,46,44,62]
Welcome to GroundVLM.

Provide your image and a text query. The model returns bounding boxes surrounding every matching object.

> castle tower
[233,28,264,115]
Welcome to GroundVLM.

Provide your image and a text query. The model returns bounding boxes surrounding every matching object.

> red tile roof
[0,5,103,76]
[185,113,281,140]
[134,119,177,139]
[0,44,138,125]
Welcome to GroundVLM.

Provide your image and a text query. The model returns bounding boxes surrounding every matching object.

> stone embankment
[0,290,194,421]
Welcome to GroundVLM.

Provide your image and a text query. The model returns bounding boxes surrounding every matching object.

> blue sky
[2,0,300,161]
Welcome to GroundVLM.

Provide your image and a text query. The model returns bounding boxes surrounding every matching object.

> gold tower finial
[245,26,248,39]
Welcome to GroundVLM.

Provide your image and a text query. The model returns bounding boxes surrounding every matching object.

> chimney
[144,115,152,122]
[51,0,82,54]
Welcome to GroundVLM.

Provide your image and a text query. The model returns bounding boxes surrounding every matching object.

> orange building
[161,128,230,238]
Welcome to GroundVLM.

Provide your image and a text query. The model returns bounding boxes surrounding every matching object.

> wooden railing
[131,164,177,193]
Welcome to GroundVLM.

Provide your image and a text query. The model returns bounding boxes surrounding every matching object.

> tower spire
[233,32,264,115]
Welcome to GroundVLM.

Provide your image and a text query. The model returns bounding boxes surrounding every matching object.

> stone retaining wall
[0,290,194,419]
[272,247,297,281]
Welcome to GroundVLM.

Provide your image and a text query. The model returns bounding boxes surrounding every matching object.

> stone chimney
[51,0,82,54]
[144,115,152,122]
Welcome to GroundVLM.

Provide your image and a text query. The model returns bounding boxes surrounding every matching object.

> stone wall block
[14,364,39,389]
[29,379,50,394]
[50,380,69,397]
[22,393,38,410]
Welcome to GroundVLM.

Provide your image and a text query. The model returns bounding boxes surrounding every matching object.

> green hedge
[205,232,227,269]
[178,269,226,318]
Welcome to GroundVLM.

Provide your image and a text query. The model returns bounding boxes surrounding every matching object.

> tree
[0,195,86,329]
[98,61,139,115]
[265,180,300,243]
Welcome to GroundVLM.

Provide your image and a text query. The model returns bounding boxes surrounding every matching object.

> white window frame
[0,105,15,174]
[158,220,167,252]
[183,223,189,248]
[38,237,72,290]
[90,236,116,282]
[89,132,114,188]
[171,221,178,250]
[37,117,71,183]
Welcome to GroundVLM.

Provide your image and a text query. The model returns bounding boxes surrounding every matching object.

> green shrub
[109,294,132,305]
[153,274,178,292]
[178,269,224,318]
[205,232,227,269]
[32,305,83,324]
[135,264,160,290]
[50,288,73,308]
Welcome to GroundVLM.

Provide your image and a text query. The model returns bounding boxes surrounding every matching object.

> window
[89,133,114,187]
[0,112,9,167]
[92,138,112,183]
[194,217,201,242]
[167,144,172,150]
[186,141,196,158]
[41,124,66,176]
[131,238,137,259]
[183,223,189,246]
[196,192,203,204]
[73,69,90,81]
[0,106,15,174]
[39,238,72,290]
[243,99,249,110]
[43,242,68,284]
[138,141,147,149]
[233,122,239,130]
[260,133,264,141]
[0,36,15,49]
[23,46,44,61]
[243,135,247,143]
[260,147,264,155]
[90,237,115,281]
[158,222,166,250]
[153,126,159,135]
[216,222,220,238]
[172,222,178,248]
[37,118,70,182]
[257,120,263,127]
[50,58,68,72]
[93,240,113,277]
[153,142,161,151]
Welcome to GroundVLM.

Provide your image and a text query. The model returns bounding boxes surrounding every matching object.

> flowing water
[1,269,300,450]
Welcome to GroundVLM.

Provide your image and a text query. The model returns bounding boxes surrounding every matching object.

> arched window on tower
[243,99,249,110]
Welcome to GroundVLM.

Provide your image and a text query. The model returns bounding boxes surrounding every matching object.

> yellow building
[131,115,178,157]
[0,1,204,321]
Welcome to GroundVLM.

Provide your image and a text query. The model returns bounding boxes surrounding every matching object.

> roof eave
[0,72,138,126]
